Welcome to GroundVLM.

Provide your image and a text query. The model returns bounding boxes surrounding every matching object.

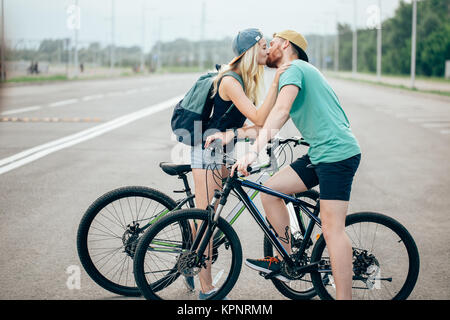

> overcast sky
[4,0,411,50]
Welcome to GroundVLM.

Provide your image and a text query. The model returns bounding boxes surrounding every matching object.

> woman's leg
[192,167,222,294]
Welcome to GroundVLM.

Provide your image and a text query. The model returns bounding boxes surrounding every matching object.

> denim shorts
[290,153,361,201]
[190,144,230,170]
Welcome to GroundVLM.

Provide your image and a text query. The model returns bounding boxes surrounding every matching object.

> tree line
[336,0,449,77]
[5,0,449,77]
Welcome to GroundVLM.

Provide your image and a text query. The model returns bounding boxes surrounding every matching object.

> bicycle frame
[235,179,320,264]
[193,171,321,270]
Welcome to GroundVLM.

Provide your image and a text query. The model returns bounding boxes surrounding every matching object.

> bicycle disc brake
[353,249,381,290]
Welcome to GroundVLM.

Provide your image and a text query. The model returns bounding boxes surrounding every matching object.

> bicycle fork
[190,188,226,266]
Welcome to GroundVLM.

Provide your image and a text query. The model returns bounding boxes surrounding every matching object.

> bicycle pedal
[258,271,279,280]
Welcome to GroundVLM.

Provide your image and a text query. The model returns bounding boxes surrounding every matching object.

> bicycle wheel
[77,186,177,296]
[263,189,320,300]
[133,208,243,300]
[310,212,420,300]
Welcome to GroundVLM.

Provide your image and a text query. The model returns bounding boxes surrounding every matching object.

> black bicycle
[76,136,318,298]
[133,137,420,300]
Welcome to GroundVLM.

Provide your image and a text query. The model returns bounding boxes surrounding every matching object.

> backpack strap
[219,71,244,115]
[222,71,244,90]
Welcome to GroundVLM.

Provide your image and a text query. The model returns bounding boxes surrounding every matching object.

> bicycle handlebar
[206,136,309,178]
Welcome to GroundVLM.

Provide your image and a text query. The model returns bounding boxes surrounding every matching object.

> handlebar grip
[246,166,253,173]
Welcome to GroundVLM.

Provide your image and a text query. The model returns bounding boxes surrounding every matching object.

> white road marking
[1,86,153,115]
[125,89,138,94]
[49,98,79,107]
[0,106,42,115]
[0,95,182,175]
[82,94,104,101]
[421,123,450,128]
[408,118,450,123]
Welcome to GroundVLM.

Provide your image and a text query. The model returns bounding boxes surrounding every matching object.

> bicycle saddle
[159,162,192,176]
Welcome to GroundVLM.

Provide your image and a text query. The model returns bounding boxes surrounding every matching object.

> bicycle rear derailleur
[122,222,141,258]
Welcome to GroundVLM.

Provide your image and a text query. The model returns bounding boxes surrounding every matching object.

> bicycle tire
[263,189,320,300]
[133,208,243,300]
[77,186,177,297]
[310,212,420,300]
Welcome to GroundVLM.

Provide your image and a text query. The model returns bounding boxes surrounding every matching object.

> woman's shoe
[198,288,229,300]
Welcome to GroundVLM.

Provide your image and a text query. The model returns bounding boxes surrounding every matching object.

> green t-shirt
[278,60,361,165]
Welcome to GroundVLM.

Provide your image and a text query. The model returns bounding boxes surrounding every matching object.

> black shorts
[290,153,361,201]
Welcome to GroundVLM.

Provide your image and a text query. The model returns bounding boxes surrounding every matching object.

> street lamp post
[352,0,358,75]
[376,0,382,81]
[110,0,115,73]
[410,0,417,89]
[199,1,206,70]
[74,0,79,78]
[335,13,339,72]
[0,0,5,81]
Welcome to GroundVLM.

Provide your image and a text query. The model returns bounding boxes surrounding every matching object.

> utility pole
[140,0,146,73]
[410,0,417,89]
[65,38,70,78]
[322,24,326,71]
[376,0,382,81]
[74,0,79,78]
[110,0,115,73]
[199,1,206,70]
[335,13,339,72]
[352,0,358,75]
[157,16,162,71]
[0,0,5,81]
[66,1,80,78]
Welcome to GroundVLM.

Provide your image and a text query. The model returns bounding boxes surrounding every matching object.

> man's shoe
[245,256,290,282]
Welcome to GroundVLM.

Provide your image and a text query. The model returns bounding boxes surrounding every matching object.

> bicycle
[132,138,420,300]
[76,136,318,298]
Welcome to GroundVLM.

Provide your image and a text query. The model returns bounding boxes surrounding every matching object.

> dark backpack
[170,70,244,146]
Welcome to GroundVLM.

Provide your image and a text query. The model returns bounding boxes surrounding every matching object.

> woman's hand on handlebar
[204,131,235,149]
[230,151,258,177]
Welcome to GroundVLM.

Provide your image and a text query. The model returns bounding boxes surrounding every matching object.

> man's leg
[314,153,360,300]
[320,200,353,300]
[245,164,311,280]
[260,165,309,257]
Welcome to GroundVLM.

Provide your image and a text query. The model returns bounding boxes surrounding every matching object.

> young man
[231,30,361,300]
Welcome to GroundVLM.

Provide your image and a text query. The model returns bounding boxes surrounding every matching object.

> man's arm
[250,84,300,154]
[231,84,300,176]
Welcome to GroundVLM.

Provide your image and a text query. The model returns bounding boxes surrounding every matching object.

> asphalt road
[0,70,449,300]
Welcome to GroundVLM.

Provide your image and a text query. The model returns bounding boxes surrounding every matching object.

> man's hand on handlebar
[230,151,258,177]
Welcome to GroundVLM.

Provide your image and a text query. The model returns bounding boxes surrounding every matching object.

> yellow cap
[273,30,308,53]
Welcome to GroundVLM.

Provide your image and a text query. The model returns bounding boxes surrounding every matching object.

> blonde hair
[212,42,265,106]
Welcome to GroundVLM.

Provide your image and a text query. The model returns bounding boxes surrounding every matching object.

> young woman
[190,28,289,299]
